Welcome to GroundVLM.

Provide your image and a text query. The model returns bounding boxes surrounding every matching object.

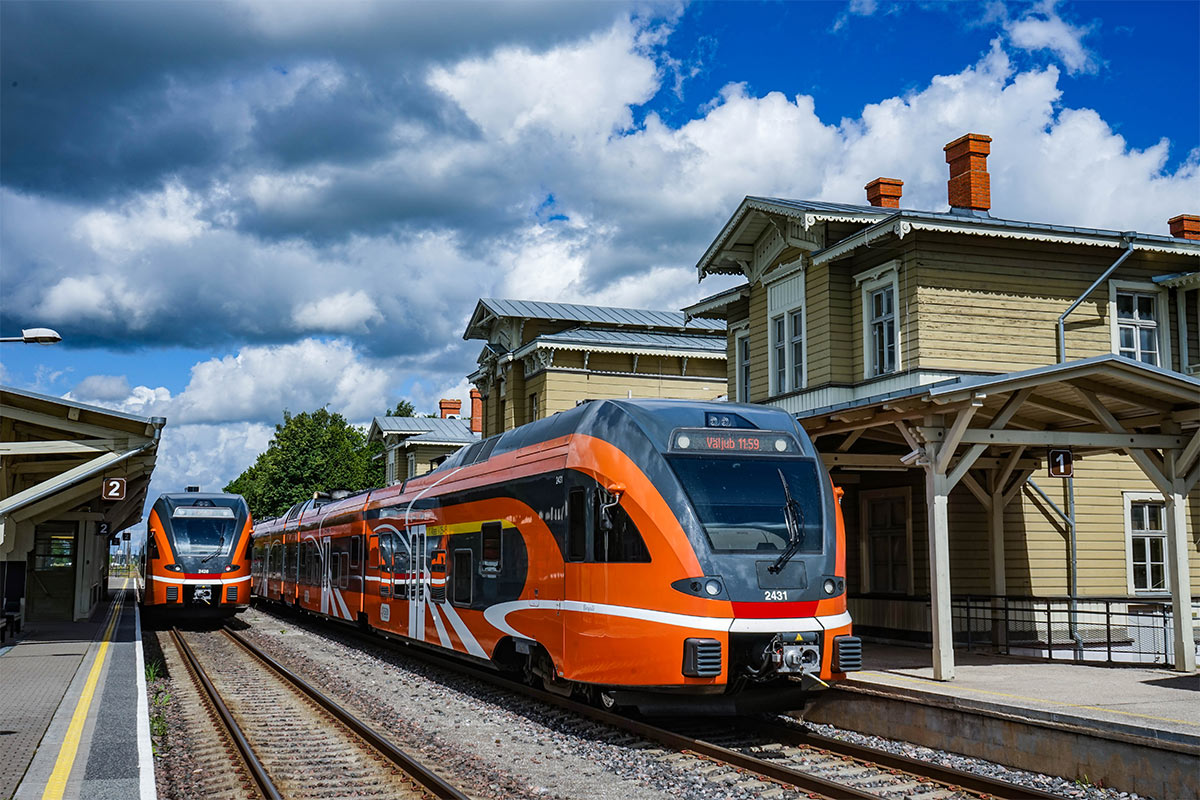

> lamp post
[0,328,62,345]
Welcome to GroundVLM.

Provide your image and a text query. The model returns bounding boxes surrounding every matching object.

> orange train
[251,399,860,712]
[142,490,254,618]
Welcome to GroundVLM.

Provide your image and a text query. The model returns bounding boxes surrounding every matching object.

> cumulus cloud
[71,374,133,403]
[1003,0,1098,75]
[291,290,382,334]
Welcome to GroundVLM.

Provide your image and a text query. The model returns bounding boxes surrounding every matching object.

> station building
[368,398,481,485]
[0,386,162,624]
[684,133,1200,677]
[463,297,728,437]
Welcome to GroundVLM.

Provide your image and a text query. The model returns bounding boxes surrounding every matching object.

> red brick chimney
[944,133,992,212]
[865,178,903,208]
[439,398,461,419]
[1168,214,1200,240]
[469,389,482,434]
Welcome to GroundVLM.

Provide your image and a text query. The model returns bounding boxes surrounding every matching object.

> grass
[144,657,172,756]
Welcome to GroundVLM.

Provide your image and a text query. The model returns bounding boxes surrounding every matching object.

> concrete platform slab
[3,578,154,800]
[805,642,1199,800]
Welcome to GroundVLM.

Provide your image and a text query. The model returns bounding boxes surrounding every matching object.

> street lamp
[0,327,62,345]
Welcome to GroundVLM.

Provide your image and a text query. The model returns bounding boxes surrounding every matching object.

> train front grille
[165,585,179,602]
[834,635,863,672]
[226,585,239,603]
[682,638,722,677]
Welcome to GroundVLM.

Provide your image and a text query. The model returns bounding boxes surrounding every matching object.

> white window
[859,264,902,379]
[789,309,804,390]
[385,449,397,485]
[771,316,786,394]
[406,451,416,479]
[735,331,751,402]
[766,265,806,394]
[1124,492,1168,594]
[1110,281,1169,368]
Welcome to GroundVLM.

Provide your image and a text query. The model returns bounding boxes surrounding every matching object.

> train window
[667,456,825,554]
[309,543,320,585]
[297,543,307,584]
[593,495,651,563]
[481,522,502,571]
[350,535,361,568]
[339,553,350,589]
[331,549,341,584]
[378,533,393,572]
[567,488,587,562]
[452,549,472,606]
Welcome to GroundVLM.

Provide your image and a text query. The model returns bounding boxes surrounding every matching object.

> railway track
[166,627,469,800]
[246,603,1068,800]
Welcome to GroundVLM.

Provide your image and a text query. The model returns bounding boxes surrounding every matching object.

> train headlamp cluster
[823,578,836,595]
[163,563,183,572]
[672,575,726,598]
[704,579,723,596]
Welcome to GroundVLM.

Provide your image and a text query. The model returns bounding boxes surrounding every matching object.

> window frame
[1109,280,1171,368]
[451,548,473,607]
[858,263,902,379]
[789,308,805,392]
[480,521,502,572]
[528,391,539,423]
[858,487,913,595]
[771,315,786,395]
[735,329,751,402]
[1123,491,1169,596]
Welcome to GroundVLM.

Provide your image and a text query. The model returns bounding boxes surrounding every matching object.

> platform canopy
[800,355,1200,677]
[0,386,165,553]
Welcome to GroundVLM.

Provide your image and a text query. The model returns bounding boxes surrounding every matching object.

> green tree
[224,408,381,520]
[388,399,416,417]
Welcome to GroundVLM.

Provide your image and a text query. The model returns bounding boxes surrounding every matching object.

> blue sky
[2,0,1197,504]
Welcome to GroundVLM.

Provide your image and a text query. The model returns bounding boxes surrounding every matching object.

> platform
[805,642,1199,800]
[0,577,154,800]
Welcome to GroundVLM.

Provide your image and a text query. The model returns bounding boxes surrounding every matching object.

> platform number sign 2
[102,477,127,501]
[1048,449,1073,479]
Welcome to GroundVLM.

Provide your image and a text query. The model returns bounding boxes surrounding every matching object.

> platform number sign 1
[1048,449,1073,479]
[102,477,127,501]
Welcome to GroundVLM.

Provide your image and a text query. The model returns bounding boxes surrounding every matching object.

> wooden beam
[1021,395,1097,424]
[1176,428,1200,476]
[960,471,992,510]
[1003,469,1036,506]
[0,439,136,456]
[996,446,1027,495]
[5,458,91,475]
[0,451,125,516]
[837,429,866,452]
[1068,378,1176,410]
[0,404,137,440]
[1076,388,1174,494]
[924,428,1185,449]
[936,400,983,474]
[822,452,1038,472]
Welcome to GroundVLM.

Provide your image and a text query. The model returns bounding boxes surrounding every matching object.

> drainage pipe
[1057,237,1137,362]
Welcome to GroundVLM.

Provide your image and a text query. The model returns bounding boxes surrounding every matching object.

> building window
[736,331,751,402]
[1110,281,1169,368]
[406,451,416,478]
[1116,291,1159,365]
[860,488,911,594]
[766,267,806,394]
[1124,493,1168,594]
[859,265,901,379]
[772,316,786,394]
[789,309,804,391]
[528,391,539,422]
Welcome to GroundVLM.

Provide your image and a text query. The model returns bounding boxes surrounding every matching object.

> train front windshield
[171,506,237,554]
[668,457,825,554]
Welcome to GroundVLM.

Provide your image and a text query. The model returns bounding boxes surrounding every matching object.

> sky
[1,0,1197,514]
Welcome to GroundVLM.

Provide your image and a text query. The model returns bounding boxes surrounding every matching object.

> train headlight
[676,434,691,449]
[704,579,723,596]
[164,563,183,572]
[823,578,836,595]
[774,438,788,452]
[225,564,239,572]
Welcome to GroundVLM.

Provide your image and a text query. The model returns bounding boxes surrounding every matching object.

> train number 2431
[763,589,788,601]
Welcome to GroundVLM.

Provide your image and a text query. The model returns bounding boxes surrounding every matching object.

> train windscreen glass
[171,506,237,553]
[667,457,824,554]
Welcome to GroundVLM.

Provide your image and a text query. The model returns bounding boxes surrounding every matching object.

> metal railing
[850,593,1200,666]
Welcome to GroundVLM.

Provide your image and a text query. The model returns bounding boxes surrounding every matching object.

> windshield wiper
[768,469,805,574]
[200,536,225,563]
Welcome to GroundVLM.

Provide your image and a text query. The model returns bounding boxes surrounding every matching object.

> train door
[321,534,332,616]
[408,524,427,640]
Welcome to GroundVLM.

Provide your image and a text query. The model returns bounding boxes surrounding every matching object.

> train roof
[156,491,247,506]
[432,399,810,477]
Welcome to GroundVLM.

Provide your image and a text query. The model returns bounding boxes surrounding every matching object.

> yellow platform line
[860,670,1197,727]
[41,579,127,800]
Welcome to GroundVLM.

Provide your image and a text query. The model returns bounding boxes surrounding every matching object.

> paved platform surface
[848,642,1199,744]
[1,577,153,800]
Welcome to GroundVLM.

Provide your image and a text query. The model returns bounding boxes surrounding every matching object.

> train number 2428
[763,590,788,601]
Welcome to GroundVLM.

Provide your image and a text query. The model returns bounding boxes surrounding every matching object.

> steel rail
[727,716,1065,800]
[253,603,1067,800]
[169,628,282,800]
[221,626,469,800]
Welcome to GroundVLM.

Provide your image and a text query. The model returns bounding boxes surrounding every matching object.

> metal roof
[369,416,476,442]
[401,428,480,447]
[699,196,1200,277]
[534,326,726,354]
[800,354,1199,424]
[464,298,725,340]
[2,383,165,428]
[682,283,751,320]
